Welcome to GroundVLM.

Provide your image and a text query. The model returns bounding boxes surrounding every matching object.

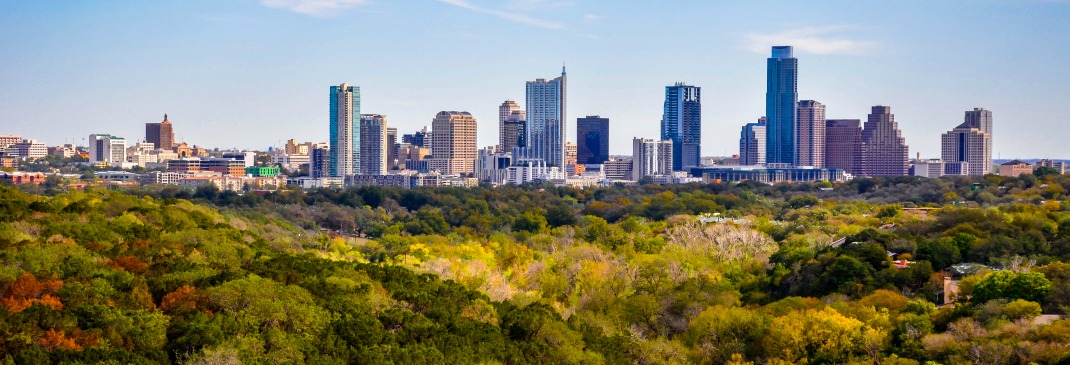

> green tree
[972,270,1052,304]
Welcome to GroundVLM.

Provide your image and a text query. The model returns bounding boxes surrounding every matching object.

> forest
[1,172,1070,364]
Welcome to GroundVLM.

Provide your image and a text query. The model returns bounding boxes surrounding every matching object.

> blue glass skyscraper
[525,67,567,167]
[765,46,797,167]
[329,83,360,177]
[661,83,701,171]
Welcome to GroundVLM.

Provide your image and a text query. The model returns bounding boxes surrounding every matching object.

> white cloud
[583,14,603,23]
[437,0,564,29]
[745,26,878,56]
[260,0,369,17]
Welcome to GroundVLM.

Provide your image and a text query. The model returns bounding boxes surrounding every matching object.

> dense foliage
[2,172,1070,364]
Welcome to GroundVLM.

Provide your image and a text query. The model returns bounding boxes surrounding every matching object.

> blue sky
[1,0,1068,158]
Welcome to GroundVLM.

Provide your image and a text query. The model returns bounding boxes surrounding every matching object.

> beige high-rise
[796,100,825,168]
[499,100,523,153]
[359,114,388,175]
[430,111,477,175]
[941,108,992,176]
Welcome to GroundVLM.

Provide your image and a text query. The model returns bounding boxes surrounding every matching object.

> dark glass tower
[576,115,609,165]
[661,83,701,171]
[765,46,798,167]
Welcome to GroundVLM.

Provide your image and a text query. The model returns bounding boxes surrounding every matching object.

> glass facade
[765,46,798,167]
[576,116,609,165]
[329,84,360,177]
[661,83,701,171]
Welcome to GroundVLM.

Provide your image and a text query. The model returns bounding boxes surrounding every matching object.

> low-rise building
[692,166,849,184]
[245,166,281,177]
[139,171,183,185]
[11,139,47,159]
[287,177,344,189]
[96,171,141,183]
[603,158,634,181]
[1036,159,1066,174]
[0,171,46,184]
[998,160,1033,177]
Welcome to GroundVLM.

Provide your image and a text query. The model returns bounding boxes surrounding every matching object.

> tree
[971,270,1052,304]
[764,308,865,363]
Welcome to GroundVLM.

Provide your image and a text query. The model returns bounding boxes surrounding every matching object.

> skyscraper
[145,114,174,150]
[329,83,360,177]
[498,100,522,153]
[662,83,701,170]
[386,127,398,170]
[739,117,766,165]
[88,134,126,164]
[862,106,909,177]
[359,114,388,175]
[632,138,673,181]
[310,143,330,178]
[796,100,826,168]
[525,67,566,167]
[766,46,798,167]
[576,115,609,165]
[825,119,864,176]
[941,108,993,176]
[403,126,430,148]
[964,107,993,136]
[429,111,477,175]
[500,111,527,154]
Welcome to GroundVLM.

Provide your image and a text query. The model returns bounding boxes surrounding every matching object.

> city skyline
[2,1,1069,158]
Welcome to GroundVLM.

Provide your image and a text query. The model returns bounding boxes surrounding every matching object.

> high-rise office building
[498,99,520,150]
[941,108,992,176]
[565,142,577,166]
[825,119,864,176]
[796,100,826,168]
[576,115,609,165]
[525,67,567,167]
[145,114,175,150]
[386,127,398,170]
[500,111,527,154]
[429,111,477,175]
[766,46,798,167]
[329,83,360,177]
[963,107,993,136]
[403,127,430,148]
[359,114,388,175]
[632,138,673,181]
[89,134,126,164]
[862,106,909,177]
[740,117,766,165]
[662,83,701,170]
[310,143,330,178]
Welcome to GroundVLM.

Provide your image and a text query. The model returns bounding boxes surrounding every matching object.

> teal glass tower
[765,46,797,167]
[329,83,360,177]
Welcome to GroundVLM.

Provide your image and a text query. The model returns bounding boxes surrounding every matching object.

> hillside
[2,173,1070,364]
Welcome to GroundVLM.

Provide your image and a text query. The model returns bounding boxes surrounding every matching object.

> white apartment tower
[632,137,673,181]
[359,114,388,175]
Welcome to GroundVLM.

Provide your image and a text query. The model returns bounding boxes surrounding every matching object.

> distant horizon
[2,1,1069,158]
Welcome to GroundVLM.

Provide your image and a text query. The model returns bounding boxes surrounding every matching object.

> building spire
[562,62,566,76]
[164,113,169,122]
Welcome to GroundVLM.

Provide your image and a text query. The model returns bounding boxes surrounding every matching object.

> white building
[632,138,673,181]
[11,139,46,159]
[89,134,126,164]
[360,114,388,175]
[507,159,565,185]
[941,110,991,177]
